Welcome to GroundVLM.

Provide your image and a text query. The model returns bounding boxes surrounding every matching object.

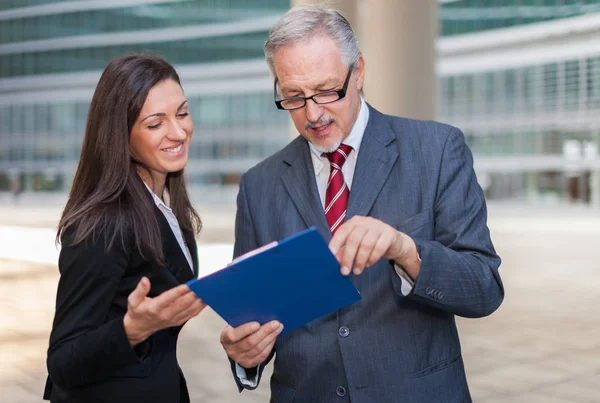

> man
[220,5,504,402]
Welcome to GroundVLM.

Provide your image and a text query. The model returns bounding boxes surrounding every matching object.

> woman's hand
[123,277,206,346]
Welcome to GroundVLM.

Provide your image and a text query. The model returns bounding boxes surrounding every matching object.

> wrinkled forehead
[272,36,346,89]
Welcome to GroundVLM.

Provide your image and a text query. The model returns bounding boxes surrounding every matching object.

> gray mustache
[305,116,335,130]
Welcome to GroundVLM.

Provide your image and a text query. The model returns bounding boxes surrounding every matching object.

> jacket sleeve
[229,175,275,392]
[397,126,504,318]
[47,227,143,390]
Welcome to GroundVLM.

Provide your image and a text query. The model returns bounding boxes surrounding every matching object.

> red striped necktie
[324,143,353,235]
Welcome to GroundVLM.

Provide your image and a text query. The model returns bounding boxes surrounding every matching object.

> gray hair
[264,4,361,78]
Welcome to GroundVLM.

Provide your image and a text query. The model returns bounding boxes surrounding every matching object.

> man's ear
[354,55,365,92]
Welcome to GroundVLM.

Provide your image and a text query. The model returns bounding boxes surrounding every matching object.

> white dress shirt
[144,182,194,274]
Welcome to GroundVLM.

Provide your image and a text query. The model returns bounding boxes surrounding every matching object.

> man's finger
[246,339,277,368]
[340,226,368,275]
[238,321,282,355]
[221,321,261,344]
[329,220,355,258]
[367,232,392,267]
[128,277,151,308]
[353,230,380,274]
[246,322,283,359]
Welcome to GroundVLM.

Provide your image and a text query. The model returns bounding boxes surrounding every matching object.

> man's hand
[123,277,206,346]
[220,321,283,369]
[329,216,420,278]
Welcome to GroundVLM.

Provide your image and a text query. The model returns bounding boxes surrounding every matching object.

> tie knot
[325,144,353,169]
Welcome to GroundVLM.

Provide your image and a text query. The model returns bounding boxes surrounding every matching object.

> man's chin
[310,138,342,154]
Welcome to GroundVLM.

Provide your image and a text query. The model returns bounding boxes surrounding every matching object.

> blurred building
[439,0,600,206]
[3,0,600,207]
[0,0,289,202]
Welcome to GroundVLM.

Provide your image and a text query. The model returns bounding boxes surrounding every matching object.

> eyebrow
[140,100,188,123]
[280,78,338,96]
[314,79,337,90]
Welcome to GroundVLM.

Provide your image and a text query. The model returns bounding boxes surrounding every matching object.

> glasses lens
[313,91,340,104]
[280,98,305,110]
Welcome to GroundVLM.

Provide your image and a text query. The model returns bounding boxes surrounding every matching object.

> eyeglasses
[274,66,354,110]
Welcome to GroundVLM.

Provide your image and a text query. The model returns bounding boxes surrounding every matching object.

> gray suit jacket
[231,105,503,403]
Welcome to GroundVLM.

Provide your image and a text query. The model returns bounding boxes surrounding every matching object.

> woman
[44,54,206,403]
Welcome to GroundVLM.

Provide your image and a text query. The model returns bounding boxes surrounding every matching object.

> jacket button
[338,326,350,338]
[336,386,347,397]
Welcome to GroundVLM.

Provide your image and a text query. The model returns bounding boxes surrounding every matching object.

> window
[522,67,537,111]
[484,72,496,115]
[564,60,580,110]
[543,63,558,111]
[504,70,517,114]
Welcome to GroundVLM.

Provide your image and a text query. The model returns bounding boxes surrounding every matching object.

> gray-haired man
[219,5,503,402]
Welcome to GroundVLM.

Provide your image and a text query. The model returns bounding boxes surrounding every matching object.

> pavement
[1,196,600,402]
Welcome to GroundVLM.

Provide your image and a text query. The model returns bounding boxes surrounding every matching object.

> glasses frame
[274,66,354,110]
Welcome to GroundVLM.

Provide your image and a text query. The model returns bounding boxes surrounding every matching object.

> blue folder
[187,227,361,334]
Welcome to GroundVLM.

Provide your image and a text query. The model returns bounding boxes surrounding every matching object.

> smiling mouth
[161,143,183,153]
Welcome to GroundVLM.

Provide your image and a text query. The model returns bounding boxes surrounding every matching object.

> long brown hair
[57,54,201,264]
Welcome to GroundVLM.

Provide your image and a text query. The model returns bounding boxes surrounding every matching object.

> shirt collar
[143,181,171,210]
[309,97,369,173]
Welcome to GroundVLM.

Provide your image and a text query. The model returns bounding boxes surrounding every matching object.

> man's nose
[305,98,324,124]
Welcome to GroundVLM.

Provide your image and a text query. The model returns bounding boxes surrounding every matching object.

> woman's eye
[148,123,162,130]
[177,112,189,117]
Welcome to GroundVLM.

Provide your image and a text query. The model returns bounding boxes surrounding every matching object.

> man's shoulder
[367,106,462,152]
[375,109,457,139]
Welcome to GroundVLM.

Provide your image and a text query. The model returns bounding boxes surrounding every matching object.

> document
[187,227,361,334]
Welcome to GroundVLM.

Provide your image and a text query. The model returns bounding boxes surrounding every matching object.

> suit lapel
[279,105,398,238]
[189,236,198,278]
[347,105,399,219]
[280,137,331,240]
[154,206,195,284]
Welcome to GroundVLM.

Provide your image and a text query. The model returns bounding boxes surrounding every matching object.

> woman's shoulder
[60,208,133,256]
[57,210,135,279]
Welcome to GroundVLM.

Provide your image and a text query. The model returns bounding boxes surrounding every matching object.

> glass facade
[5,1,600,205]
[439,2,600,204]
[0,0,289,201]
[1,33,268,78]
[1,1,285,43]
[440,57,600,123]
[441,0,600,36]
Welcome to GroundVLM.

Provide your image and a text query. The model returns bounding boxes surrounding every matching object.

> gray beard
[311,139,342,154]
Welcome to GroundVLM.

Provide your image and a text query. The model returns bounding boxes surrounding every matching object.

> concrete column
[525,171,538,204]
[292,0,438,120]
[591,171,600,208]
[591,130,600,208]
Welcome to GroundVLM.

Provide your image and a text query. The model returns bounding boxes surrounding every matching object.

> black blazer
[44,206,198,403]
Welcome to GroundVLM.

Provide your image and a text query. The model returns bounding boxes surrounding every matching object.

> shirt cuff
[393,263,414,296]
[235,363,259,387]
[393,248,421,296]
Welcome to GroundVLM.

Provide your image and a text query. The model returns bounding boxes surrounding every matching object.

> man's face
[273,35,365,152]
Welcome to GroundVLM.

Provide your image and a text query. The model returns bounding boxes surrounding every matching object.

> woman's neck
[137,169,166,200]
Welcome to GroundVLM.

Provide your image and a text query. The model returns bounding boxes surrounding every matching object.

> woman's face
[129,79,193,188]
